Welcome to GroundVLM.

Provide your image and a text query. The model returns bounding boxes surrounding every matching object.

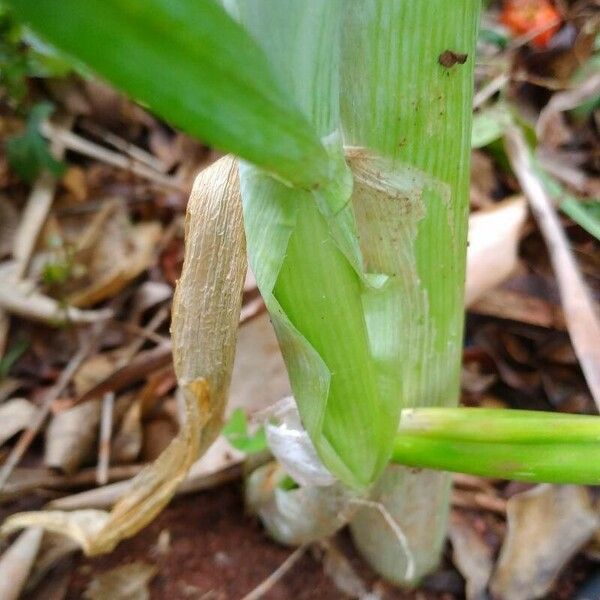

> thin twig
[505,126,600,410]
[452,489,507,516]
[79,119,169,174]
[96,392,115,485]
[0,324,104,491]
[77,300,264,405]
[240,545,308,600]
[473,72,509,109]
[537,71,600,139]
[40,121,186,192]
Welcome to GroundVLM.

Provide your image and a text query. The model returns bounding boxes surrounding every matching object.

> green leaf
[471,102,513,148]
[0,338,28,379]
[6,102,64,182]
[534,161,600,242]
[7,0,331,188]
[222,409,267,454]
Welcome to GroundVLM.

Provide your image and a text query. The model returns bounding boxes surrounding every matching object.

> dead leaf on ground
[45,400,101,473]
[465,197,527,306]
[45,352,123,473]
[64,201,162,307]
[449,512,493,600]
[470,151,497,209]
[0,398,37,447]
[0,527,43,600]
[83,561,157,600]
[228,312,291,415]
[491,485,599,600]
[141,415,177,462]
[1,376,208,555]
[112,399,143,463]
[73,352,121,397]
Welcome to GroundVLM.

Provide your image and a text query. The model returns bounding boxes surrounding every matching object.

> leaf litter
[0,2,599,597]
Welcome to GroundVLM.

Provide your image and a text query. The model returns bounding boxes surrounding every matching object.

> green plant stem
[399,407,600,443]
[346,0,480,586]
[392,436,600,485]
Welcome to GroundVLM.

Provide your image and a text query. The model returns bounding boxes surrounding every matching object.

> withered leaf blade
[171,154,247,455]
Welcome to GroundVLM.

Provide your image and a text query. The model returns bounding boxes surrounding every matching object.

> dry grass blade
[505,126,600,410]
[465,197,527,306]
[96,392,115,485]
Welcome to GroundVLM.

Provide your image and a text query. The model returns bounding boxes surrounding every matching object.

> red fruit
[501,0,561,49]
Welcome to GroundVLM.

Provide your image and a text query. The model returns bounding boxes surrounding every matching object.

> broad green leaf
[6,102,64,182]
[7,0,330,188]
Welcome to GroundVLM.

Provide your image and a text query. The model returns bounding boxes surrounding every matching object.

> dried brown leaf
[465,197,527,306]
[0,398,37,447]
[45,400,101,474]
[449,512,493,600]
[112,399,143,463]
[171,154,247,455]
[0,527,43,600]
[1,378,208,555]
[491,485,599,600]
[67,204,162,307]
[1,157,247,554]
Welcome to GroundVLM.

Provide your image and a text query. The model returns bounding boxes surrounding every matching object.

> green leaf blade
[8,0,330,188]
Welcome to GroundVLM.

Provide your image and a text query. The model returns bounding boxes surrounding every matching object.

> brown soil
[64,482,452,600]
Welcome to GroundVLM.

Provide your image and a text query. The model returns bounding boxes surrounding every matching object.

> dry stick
[537,71,600,139]
[40,121,186,192]
[77,300,264,404]
[452,489,507,516]
[0,464,146,498]
[0,324,104,492]
[94,305,170,484]
[240,545,308,600]
[505,126,600,410]
[473,72,509,109]
[79,119,169,174]
[96,392,115,486]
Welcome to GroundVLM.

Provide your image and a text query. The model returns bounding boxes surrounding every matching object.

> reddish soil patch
[65,483,452,599]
